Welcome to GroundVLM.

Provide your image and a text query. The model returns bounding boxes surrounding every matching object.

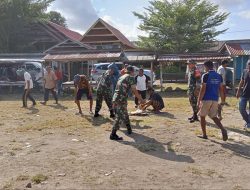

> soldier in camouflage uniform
[110,66,144,141]
[94,66,115,118]
[187,60,201,123]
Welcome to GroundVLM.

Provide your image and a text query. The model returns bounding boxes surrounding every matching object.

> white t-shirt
[136,75,147,91]
[24,72,33,89]
[217,65,226,85]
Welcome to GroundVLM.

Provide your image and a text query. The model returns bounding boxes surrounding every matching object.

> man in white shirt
[17,68,36,107]
[135,68,150,107]
[217,60,228,103]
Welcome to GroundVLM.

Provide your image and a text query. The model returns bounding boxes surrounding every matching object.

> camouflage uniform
[187,68,198,114]
[95,70,113,113]
[112,74,136,131]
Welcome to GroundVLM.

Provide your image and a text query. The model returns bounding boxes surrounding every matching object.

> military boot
[94,111,100,117]
[110,110,115,118]
[190,114,199,123]
[126,124,132,134]
[110,129,123,140]
[188,115,194,120]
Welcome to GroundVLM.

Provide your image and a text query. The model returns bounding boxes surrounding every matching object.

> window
[25,64,36,71]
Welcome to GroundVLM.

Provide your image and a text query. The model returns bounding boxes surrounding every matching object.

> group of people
[73,64,164,140]
[17,66,63,107]
[17,58,250,142]
[187,59,250,141]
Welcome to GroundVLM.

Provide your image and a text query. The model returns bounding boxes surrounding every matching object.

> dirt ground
[0,92,249,190]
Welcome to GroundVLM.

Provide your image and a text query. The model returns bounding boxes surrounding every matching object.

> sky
[48,0,250,41]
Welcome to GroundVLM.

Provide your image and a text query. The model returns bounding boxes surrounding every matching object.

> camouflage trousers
[95,89,113,113]
[189,94,198,114]
[112,103,130,131]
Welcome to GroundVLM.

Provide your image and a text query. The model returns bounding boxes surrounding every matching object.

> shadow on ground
[26,107,39,114]
[85,115,113,127]
[47,103,68,111]
[210,140,250,160]
[207,121,250,138]
[119,131,194,163]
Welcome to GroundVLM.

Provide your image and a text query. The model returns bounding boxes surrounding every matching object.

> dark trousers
[135,90,147,105]
[22,89,36,107]
[44,88,58,102]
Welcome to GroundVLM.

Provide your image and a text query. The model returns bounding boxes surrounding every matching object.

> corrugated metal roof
[43,52,121,62]
[225,43,250,56]
[158,54,230,61]
[126,55,155,61]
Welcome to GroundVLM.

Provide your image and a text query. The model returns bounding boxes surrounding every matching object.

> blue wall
[234,55,250,80]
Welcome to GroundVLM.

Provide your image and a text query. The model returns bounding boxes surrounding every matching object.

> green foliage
[133,0,229,53]
[31,174,48,184]
[47,11,67,27]
[0,0,60,53]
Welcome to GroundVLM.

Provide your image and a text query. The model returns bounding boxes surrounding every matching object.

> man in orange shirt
[41,66,58,105]
[74,74,93,115]
[120,63,128,76]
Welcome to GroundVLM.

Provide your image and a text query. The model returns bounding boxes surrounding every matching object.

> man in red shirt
[54,66,63,96]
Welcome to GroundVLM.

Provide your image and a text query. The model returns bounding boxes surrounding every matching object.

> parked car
[0,59,44,88]
[21,62,45,87]
[91,62,155,82]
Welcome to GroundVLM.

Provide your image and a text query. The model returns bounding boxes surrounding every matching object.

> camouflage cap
[126,65,134,73]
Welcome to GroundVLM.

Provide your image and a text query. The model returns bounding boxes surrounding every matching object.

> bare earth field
[0,93,249,190]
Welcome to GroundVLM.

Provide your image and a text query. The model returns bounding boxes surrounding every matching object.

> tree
[0,0,55,53]
[133,0,229,53]
[47,11,67,27]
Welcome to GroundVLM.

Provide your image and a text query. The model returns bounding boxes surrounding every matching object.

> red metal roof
[44,52,121,62]
[225,43,250,56]
[48,22,82,41]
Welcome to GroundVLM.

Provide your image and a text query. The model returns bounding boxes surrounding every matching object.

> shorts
[199,100,218,118]
[76,89,92,100]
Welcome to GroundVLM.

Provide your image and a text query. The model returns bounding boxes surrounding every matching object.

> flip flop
[197,135,208,140]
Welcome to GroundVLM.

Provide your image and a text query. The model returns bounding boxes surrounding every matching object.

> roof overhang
[158,53,231,62]
[43,52,121,62]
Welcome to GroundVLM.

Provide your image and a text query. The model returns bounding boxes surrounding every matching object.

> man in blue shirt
[197,60,228,141]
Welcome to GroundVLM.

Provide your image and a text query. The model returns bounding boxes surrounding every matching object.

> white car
[91,62,155,82]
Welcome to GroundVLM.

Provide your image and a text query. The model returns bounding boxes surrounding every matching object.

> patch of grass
[16,175,29,181]
[8,151,16,156]
[184,166,202,176]
[232,185,243,190]
[135,143,158,152]
[11,145,22,151]
[206,169,217,177]
[2,182,13,190]
[167,142,175,152]
[69,150,78,156]
[31,174,48,184]
[194,128,221,139]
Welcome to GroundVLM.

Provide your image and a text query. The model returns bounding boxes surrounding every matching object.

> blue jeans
[239,97,250,124]
[57,80,63,95]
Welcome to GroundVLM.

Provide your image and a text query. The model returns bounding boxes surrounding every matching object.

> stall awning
[43,52,121,62]
[158,54,231,62]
